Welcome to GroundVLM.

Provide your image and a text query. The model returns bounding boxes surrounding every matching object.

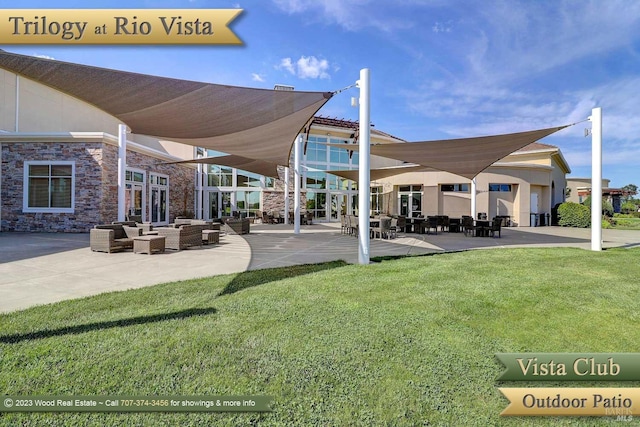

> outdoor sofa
[156,224,205,250]
[90,224,142,253]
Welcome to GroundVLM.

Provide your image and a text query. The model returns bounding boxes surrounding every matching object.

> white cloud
[33,53,55,60]
[251,73,266,82]
[277,55,331,79]
[296,56,330,79]
[278,57,295,75]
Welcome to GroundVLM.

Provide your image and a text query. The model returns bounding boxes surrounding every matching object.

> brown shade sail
[0,50,332,167]
[325,125,571,180]
[327,165,434,182]
[165,154,281,178]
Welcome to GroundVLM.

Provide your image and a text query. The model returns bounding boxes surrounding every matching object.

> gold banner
[500,388,639,417]
[0,9,243,44]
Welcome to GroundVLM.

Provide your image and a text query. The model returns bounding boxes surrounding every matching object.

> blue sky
[2,0,639,188]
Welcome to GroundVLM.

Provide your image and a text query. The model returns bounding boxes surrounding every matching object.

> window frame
[23,160,75,213]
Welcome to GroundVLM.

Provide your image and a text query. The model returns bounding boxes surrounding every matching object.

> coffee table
[133,235,166,254]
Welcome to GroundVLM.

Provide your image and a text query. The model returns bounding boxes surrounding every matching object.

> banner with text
[0,9,243,44]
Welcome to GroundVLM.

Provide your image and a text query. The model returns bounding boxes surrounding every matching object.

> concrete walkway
[1,224,639,313]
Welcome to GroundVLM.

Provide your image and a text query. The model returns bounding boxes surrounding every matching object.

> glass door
[208,191,220,219]
[150,174,169,225]
[330,193,347,221]
[125,183,144,220]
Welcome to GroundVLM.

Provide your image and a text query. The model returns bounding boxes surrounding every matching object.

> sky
[2,0,639,188]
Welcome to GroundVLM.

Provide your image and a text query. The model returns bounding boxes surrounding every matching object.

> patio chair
[420,216,438,235]
[462,216,477,237]
[372,217,392,240]
[388,217,399,239]
[488,218,502,238]
[438,215,450,232]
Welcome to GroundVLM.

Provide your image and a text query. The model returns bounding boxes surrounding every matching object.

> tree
[582,196,613,217]
[622,184,638,202]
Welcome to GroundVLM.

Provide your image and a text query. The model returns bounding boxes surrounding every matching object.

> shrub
[557,202,591,228]
[582,196,613,217]
[622,201,638,214]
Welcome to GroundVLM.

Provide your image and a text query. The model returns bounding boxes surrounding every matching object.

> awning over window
[0,50,332,168]
[325,125,571,180]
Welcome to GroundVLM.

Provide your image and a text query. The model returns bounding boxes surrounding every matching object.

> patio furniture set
[90,219,225,255]
[259,211,313,225]
[339,214,502,240]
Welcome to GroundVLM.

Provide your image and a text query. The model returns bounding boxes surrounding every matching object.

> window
[441,183,469,192]
[489,184,512,192]
[371,186,383,215]
[207,165,233,187]
[237,171,262,188]
[23,161,75,213]
[236,191,260,218]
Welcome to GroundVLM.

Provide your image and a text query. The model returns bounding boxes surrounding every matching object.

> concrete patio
[1,224,639,313]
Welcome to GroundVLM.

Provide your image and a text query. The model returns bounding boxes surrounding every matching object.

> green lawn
[613,216,640,230]
[1,247,639,426]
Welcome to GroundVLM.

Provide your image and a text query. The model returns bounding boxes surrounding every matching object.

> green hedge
[557,202,591,227]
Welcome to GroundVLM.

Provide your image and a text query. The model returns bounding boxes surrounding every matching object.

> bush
[582,196,613,217]
[557,202,591,228]
[622,201,638,214]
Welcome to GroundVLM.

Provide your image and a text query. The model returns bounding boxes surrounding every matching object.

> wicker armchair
[90,224,141,253]
[156,225,203,250]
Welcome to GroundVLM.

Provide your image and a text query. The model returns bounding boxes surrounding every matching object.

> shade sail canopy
[165,155,280,178]
[325,125,571,180]
[327,165,434,182]
[0,50,332,167]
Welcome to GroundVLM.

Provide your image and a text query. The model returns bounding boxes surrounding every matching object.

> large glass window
[305,137,327,162]
[306,191,327,220]
[236,191,260,218]
[237,171,262,188]
[24,161,74,213]
[207,165,233,187]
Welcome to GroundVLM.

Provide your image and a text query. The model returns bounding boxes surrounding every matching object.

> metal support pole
[357,68,371,265]
[590,107,602,251]
[294,135,302,234]
[471,178,477,219]
[284,166,290,224]
[196,153,203,219]
[117,124,127,222]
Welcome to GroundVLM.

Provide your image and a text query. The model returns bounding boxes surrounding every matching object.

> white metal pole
[358,68,371,265]
[117,124,127,222]
[471,178,477,219]
[284,166,290,224]
[590,107,602,251]
[294,135,302,234]
[196,153,203,219]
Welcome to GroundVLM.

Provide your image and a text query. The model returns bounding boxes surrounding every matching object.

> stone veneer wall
[1,141,194,232]
[261,165,307,214]
[1,142,104,232]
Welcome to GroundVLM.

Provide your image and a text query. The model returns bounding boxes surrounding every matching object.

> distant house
[566,178,636,213]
